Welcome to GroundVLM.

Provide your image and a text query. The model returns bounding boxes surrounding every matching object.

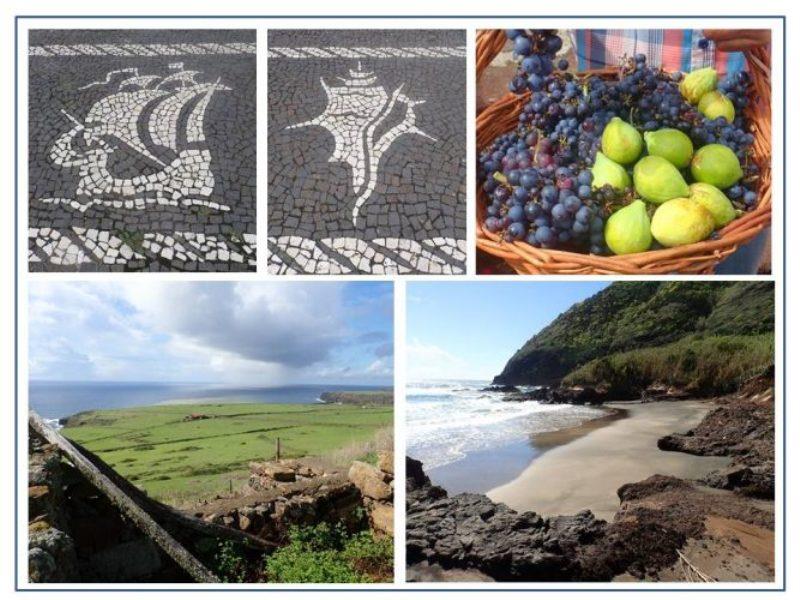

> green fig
[690,144,743,188]
[601,117,643,165]
[633,155,690,204]
[591,151,631,191]
[698,90,735,123]
[604,199,652,255]
[688,182,736,227]
[651,198,715,247]
[679,67,718,104]
[644,128,694,169]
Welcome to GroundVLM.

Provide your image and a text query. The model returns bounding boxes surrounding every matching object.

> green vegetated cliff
[493,282,774,392]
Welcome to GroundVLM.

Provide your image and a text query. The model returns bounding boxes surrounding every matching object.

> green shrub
[563,334,773,395]
[342,531,393,581]
[213,540,248,583]
[265,545,364,583]
[264,522,392,583]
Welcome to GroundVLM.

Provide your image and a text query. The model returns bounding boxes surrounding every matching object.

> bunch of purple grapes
[479,129,608,254]
[479,30,761,252]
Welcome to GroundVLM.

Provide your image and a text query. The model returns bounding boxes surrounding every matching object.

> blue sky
[406,281,609,381]
[29,281,393,386]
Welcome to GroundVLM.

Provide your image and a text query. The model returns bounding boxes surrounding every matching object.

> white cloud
[28,281,390,385]
[121,281,348,368]
[365,356,393,377]
[406,338,467,381]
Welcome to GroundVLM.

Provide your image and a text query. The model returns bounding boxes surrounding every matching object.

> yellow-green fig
[651,198,715,247]
[690,144,743,188]
[601,117,643,165]
[644,128,694,169]
[604,199,652,255]
[698,90,735,123]
[688,182,736,227]
[633,155,690,204]
[679,67,718,104]
[591,151,631,191]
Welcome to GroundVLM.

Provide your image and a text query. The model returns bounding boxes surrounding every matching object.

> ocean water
[407,380,608,473]
[29,381,391,421]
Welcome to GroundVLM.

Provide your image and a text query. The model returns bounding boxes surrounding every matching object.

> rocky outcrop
[658,372,774,498]
[501,385,613,405]
[481,384,520,393]
[640,384,691,401]
[406,457,608,581]
[348,452,394,536]
[701,466,773,499]
[406,457,775,582]
[497,382,693,406]
[609,474,774,580]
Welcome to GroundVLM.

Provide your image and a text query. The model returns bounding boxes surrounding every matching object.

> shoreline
[424,405,623,495]
[488,399,731,520]
[528,406,628,453]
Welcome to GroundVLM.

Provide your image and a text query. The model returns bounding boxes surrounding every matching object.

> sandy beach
[488,400,732,521]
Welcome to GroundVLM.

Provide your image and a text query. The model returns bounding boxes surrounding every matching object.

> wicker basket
[476,29,772,274]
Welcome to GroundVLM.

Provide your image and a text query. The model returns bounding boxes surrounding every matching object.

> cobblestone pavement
[268,30,467,275]
[28,30,256,272]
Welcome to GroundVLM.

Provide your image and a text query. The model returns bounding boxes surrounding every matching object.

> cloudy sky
[28,281,393,386]
[406,281,609,381]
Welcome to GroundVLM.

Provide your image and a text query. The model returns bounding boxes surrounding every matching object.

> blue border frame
[14,14,787,593]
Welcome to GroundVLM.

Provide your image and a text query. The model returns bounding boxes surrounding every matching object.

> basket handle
[476,30,509,83]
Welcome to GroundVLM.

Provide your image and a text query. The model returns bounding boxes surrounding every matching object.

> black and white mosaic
[28,30,256,272]
[268,30,467,275]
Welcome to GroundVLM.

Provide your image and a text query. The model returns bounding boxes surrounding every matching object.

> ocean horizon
[29,380,392,420]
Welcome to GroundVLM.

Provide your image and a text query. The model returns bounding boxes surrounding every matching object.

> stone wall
[196,453,395,541]
[28,428,188,583]
[348,451,394,536]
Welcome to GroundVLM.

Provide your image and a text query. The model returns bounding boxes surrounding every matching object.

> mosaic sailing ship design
[287,63,436,225]
[46,63,231,212]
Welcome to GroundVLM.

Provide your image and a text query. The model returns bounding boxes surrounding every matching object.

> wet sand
[488,400,731,521]
[426,408,624,495]
[427,439,538,495]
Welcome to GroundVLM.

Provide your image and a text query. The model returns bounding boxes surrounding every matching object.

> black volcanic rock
[405,457,608,581]
[657,370,775,499]
[501,385,612,405]
[480,384,520,393]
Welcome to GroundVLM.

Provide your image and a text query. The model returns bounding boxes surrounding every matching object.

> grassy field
[62,403,393,503]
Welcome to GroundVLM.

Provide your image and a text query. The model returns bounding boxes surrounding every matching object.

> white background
[1,1,796,598]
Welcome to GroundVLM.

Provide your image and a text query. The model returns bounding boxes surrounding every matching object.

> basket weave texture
[476,29,772,274]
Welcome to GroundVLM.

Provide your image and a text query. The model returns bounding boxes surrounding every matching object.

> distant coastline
[319,390,394,405]
[29,380,392,420]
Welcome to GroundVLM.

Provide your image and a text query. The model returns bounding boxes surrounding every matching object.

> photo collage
[13,16,784,592]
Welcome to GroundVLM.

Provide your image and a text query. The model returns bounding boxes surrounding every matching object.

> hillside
[493,282,774,386]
